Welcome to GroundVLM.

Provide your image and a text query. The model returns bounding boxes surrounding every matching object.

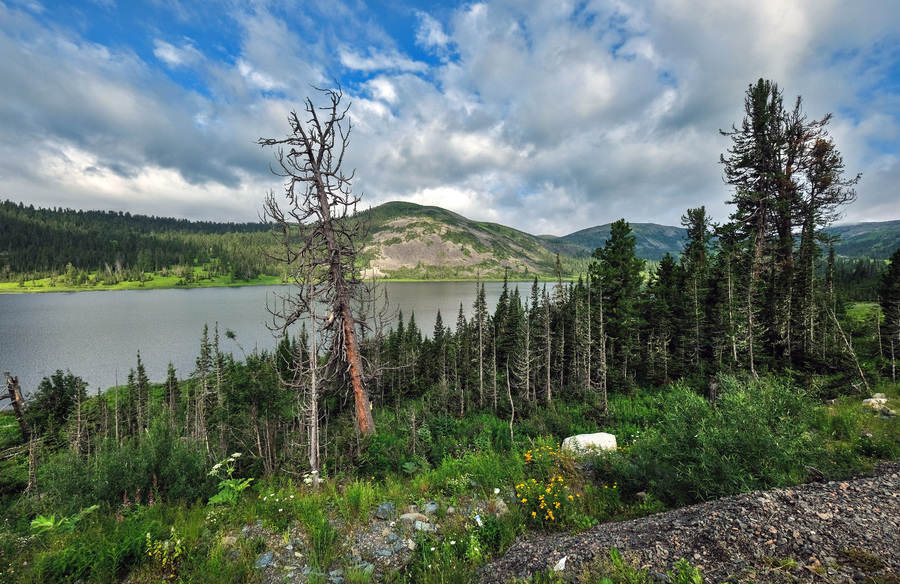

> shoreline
[0,276,555,294]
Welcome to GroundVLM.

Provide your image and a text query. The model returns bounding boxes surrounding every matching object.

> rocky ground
[478,461,900,584]
[226,459,899,583]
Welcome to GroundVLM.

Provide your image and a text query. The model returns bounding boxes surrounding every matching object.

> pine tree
[591,219,645,389]
[879,248,900,382]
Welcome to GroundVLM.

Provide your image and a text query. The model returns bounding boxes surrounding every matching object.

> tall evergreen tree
[590,219,645,389]
[879,248,900,382]
[720,79,859,368]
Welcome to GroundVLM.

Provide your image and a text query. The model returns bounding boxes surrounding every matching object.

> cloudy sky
[1,0,897,236]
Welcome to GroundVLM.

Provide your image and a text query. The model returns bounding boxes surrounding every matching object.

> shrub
[607,376,823,507]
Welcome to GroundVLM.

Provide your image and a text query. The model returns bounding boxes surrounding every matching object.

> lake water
[0,281,543,398]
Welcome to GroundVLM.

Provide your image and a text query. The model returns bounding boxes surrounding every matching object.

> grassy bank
[1,375,898,583]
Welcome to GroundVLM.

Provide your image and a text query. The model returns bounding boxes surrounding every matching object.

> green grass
[2,376,899,583]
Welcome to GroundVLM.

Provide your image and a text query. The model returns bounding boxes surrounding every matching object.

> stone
[863,396,888,406]
[375,502,396,520]
[400,512,429,523]
[492,497,510,516]
[414,520,435,532]
[255,551,274,569]
[870,403,897,417]
[424,501,439,514]
[562,432,617,452]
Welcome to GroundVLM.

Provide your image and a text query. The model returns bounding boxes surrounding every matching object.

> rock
[553,555,567,571]
[375,502,396,520]
[870,403,897,417]
[492,497,510,516]
[424,501,439,514]
[863,396,888,406]
[414,520,435,532]
[255,551,274,569]
[399,512,429,523]
[562,432,617,452]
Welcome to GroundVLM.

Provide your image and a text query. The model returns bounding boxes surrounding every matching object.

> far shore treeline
[0,197,894,300]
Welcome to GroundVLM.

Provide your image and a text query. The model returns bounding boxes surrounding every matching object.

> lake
[0,281,546,397]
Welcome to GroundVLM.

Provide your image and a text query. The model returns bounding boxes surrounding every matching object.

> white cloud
[0,0,898,235]
[153,39,203,68]
[339,46,428,73]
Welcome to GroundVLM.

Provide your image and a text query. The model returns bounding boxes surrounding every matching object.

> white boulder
[562,432,617,453]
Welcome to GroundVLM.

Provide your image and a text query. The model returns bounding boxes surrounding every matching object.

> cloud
[0,0,897,235]
[153,39,203,68]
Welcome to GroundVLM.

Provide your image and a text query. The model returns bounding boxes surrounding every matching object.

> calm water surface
[0,281,541,397]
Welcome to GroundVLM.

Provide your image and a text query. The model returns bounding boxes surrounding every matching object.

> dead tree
[259,87,376,435]
[3,371,29,440]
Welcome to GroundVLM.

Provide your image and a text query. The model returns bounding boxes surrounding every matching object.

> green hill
[356,201,576,279]
[828,220,900,260]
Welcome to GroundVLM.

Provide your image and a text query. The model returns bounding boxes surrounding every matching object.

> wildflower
[430,547,435,551]
[494,488,500,495]
[231,452,242,458]
[451,540,456,545]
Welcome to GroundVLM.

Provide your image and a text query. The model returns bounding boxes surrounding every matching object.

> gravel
[478,461,900,583]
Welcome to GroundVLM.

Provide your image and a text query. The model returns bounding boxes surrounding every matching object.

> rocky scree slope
[478,460,900,584]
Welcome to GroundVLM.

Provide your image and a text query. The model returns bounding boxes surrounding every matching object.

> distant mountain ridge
[2,199,897,282]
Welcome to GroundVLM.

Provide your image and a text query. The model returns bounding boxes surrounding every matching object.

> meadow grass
[2,376,899,582]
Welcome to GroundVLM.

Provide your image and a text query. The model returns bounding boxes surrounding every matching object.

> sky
[1,0,898,236]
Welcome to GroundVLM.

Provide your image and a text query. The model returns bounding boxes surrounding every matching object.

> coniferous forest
[1,80,900,583]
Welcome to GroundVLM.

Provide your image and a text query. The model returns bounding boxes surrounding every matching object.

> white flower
[231,452,242,458]
[279,508,283,512]
[494,488,500,495]
[430,547,435,551]
[450,540,456,545]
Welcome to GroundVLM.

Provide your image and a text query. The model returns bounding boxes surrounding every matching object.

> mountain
[545,223,688,261]
[827,220,900,260]
[357,201,575,279]
[357,204,900,278]
[3,199,898,283]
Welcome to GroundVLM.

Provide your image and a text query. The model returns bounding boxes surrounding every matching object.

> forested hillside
[3,197,898,291]
[0,200,275,284]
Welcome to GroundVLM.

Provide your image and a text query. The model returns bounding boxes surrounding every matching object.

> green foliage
[30,505,98,535]
[37,420,214,514]
[24,370,86,443]
[207,453,253,506]
[145,526,185,579]
[606,376,823,507]
[404,529,478,584]
[339,480,378,522]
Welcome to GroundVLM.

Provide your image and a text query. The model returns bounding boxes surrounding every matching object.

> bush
[37,419,215,514]
[606,376,823,507]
